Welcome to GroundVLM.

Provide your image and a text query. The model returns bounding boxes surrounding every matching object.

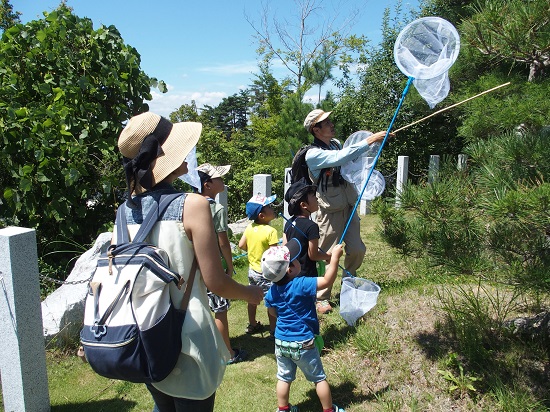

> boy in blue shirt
[263,239,345,412]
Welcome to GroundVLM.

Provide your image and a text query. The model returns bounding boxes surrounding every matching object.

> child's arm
[316,244,344,291]
[238,233,247,251]
[308,238,330,261]
[217,231,234,276]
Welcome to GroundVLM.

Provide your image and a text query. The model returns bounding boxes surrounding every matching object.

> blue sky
[12,0,420,117]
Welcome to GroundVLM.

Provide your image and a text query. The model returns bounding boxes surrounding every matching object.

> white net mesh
[340,131,386,200]
[394,17,460,107]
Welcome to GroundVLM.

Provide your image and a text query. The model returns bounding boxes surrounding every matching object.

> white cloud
[198,62,259,76]
[147,88,228,117]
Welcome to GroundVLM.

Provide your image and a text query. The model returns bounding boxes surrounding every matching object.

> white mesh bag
[394,16,460,107]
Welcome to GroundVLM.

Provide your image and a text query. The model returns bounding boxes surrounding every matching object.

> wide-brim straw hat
[118,112,202,191]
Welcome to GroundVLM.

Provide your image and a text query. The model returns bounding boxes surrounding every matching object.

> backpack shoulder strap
[133,193,184,243]
[116,193,184,245]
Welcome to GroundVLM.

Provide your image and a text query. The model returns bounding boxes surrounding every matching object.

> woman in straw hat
[117,112,263,412]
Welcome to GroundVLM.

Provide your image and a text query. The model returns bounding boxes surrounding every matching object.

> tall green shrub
[0,5,161,274]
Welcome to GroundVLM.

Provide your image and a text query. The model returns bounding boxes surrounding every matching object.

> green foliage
[438,352,482,398]
[169,100,200,122]
[378,130,550,292]
[461,0,550,81]
[381,170,486,274]
[200,90,250,136]
[456,74,550,142]
[436,283,521,362]
[467,131,550,290]
[0,4,159,275]
[353,323,391,356]
[0,0,20,30]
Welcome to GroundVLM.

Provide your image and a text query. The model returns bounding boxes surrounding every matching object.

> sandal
[245,321,264,334]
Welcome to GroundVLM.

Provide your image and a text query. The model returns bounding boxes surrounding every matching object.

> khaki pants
[315,206,366,301]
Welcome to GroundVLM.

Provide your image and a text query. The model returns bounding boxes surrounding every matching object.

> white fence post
[458,154,468,171]
[0,227,50,412]
[252,174,272,198]
[428,154,440,184]
[396,155,409,208]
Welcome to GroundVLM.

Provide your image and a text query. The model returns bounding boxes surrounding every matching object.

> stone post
[0,227,50,412]
[395,156,409,208]
[253,174,272,198]
[458,154,468,171]
[428,154,440,184]
[216,185,228,211]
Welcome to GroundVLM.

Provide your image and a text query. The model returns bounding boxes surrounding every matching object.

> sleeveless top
[114,185,230,399]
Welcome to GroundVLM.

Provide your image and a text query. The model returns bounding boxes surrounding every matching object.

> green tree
[0,0,20,31]
[246,0,367,100]
[169,100,200,122]
[201,91,250,137]
[461,0,550,82]
[303,42,336,103]
[0,5,162,273]
[248,60,289,118]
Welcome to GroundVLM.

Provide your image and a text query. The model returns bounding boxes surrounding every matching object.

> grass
[4,214,548,411]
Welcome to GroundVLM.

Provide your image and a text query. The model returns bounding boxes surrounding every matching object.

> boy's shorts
[275,338,326,383]
[248,268,272,294]
[207,290,230,313]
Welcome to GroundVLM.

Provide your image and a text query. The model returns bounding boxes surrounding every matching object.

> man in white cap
[303,109,391,314]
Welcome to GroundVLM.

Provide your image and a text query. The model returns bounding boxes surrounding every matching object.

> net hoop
[394,16,460,80]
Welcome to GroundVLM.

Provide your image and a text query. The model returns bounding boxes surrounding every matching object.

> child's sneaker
[275,405,299,412]
[332,404,345,412]
[227,348,248,365]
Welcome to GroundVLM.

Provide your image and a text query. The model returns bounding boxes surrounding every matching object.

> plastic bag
[339,277,381,326]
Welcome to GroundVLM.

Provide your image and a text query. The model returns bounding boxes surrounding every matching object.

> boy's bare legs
[315,379,333,410]
[276,380,292,409]
[214,311,234,358]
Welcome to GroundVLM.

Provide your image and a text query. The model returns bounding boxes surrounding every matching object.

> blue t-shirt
[265,277,319,341]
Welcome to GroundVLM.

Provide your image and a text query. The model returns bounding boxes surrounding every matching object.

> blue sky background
[12,0,420,117]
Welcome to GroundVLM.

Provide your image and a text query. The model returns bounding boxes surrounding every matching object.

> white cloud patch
[198,62,258,76]
[147,88,227,117]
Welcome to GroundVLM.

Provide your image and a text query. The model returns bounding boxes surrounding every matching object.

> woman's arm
[184,194,262,304]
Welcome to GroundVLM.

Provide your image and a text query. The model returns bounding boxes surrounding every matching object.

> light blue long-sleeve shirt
[305,137,373,179]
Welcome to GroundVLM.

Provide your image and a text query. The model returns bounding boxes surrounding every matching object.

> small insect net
[341,131,385,200]
[394,16,460,107]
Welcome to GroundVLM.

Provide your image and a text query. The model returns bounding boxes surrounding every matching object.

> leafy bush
[0,5,161,278]
[377,129,550,292]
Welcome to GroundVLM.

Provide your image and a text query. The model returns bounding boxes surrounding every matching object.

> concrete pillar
[0,227,50,412]
[458,154,468,171]
[252,174,272,198]
[395,156,409,208]
[215,185,228,210]
[428,155,440,184]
